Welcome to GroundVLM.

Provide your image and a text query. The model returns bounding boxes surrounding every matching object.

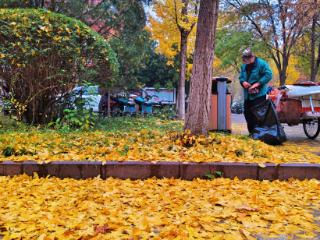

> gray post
[217,78,227,131]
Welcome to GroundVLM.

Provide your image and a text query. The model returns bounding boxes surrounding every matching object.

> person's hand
[248,82,260,94]
[242,81,251,89]
[249,88,259,94]
[249,82,260,91]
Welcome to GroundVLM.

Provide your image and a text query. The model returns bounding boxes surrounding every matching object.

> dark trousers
[244,95,266,134]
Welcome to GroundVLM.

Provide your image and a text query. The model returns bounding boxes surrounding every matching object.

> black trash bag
[250,99,287,145]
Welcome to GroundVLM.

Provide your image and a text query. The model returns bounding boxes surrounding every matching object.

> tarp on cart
[285,85,320,98]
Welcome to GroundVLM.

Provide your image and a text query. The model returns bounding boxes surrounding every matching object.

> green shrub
[0,0,30,8]
[0,8,118,124]
[51,108,98,131]
[152,105,177,120]
[0,114,29,132]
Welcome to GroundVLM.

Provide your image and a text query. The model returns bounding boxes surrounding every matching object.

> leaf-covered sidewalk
[0,176,319,239]
[0,130,320,164]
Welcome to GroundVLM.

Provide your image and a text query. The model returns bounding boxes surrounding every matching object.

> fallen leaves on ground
[0,176,319,239]
[0,130,320,164]
[283,141,320,158]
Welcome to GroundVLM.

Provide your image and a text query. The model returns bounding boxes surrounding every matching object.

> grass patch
[0,115,183,134]
[96,116,183,133]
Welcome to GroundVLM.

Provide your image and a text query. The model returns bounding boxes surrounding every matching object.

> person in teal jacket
[239,48,273,133]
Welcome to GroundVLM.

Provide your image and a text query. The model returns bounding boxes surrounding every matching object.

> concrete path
[232,113,314,140]
[231,114,320,141]
[232,114,320,155]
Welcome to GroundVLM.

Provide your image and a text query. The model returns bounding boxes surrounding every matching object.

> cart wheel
[303,118,320,139]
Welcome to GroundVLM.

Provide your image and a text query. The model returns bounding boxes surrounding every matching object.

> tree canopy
[225,0,318,85]
[149,0,198,66]
[49,0,150,90]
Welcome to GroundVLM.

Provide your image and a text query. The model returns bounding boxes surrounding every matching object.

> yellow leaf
[239,229,255,240]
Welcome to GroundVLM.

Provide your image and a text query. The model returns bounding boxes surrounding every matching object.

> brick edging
[0,161,320,180]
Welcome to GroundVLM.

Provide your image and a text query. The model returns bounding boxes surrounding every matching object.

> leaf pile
[0,130,319,164]
[0,176,319,239]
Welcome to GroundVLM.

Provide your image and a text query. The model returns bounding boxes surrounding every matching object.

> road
[232,114,320,154]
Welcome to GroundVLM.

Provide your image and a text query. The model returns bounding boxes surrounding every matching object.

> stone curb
[0,161,319,180]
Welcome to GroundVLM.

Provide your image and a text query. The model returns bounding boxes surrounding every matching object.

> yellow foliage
[0,176,319,239]
[0,129,319,164]
[148,0,198,64]
[286,56,301,84]
[213,57,223,69]
[270,56,302,86]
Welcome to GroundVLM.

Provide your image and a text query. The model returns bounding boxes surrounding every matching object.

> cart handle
[310,96,315,113]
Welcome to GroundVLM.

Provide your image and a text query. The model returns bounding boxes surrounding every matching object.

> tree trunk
[177,31,188,120]
[310,5,317,82]
[185,0,219,135]
[310,0,319,82]
[316,42,320,81]
[107,90,111,117]
[279,66,287,86]
[175,91,179,112]
[278,53,288,86]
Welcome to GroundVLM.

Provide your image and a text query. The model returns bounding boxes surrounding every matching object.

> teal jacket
[239,57,272,101]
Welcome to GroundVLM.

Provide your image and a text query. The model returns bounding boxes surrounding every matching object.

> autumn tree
[185,0,219,135]
[226,0,316,85]
[310,0,320,81]
[0,9,118,124]
[44,0,149,90]
[279,0,320,82]
[295,33,320,82]
[136,40,179,88]
[149,0,199,120]
[215,30,268,73]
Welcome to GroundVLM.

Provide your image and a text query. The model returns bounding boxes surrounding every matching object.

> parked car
[72,85,101,112]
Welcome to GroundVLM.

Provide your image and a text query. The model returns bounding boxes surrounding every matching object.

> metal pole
[217,79,227,130]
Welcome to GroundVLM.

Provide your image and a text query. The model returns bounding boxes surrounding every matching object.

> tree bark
[279,67,287,86]
[176,0,190,120]
[316,42,320,81]
[177,31,188,120]
[280,55,288,86]
[310,0,319,82]
[107,90,111,117]
[185,0,219,135]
